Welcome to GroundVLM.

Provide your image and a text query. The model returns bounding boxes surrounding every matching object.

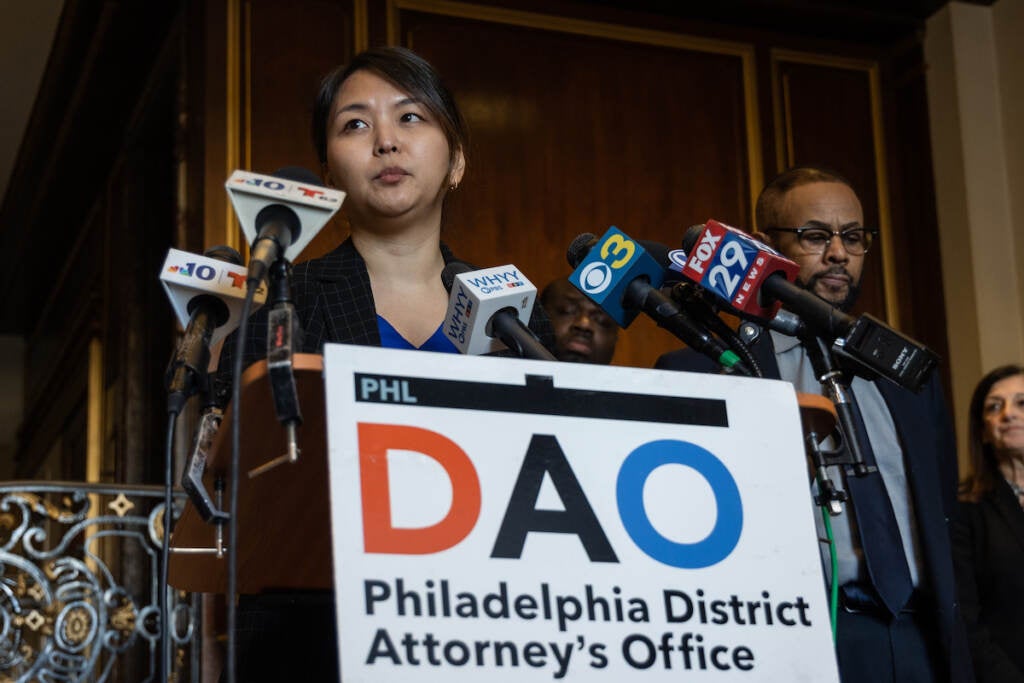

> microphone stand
[800,334,875,514]
[180,383,230,524]
[248,258,305,477]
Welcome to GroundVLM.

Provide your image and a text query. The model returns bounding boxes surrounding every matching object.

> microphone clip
[249,259,304,477]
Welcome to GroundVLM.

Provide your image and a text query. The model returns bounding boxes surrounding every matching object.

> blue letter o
[616,440,742,568]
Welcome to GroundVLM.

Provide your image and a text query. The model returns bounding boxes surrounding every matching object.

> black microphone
[680,223,853,338]
[567,228,751,376]
[163,246,246,415]
[678,222,938,391]
[225,167,344,287]
[662,233,806,338]
[441,261,556,361]
[247,168,317,285]
[766,308,805,336]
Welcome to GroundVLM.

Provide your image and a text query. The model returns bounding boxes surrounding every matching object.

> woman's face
[982,373,1024,457]
[324,69,463,226]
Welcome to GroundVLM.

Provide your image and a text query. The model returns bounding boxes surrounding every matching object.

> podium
[168,350,837,598]
[168,353,330,594]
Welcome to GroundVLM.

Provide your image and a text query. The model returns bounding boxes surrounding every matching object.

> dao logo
[359,426,744,569]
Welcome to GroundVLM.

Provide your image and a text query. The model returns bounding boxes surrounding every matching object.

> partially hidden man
[656,166,972,682]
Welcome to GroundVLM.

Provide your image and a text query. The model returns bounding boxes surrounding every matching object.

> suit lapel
[876,381,958,616]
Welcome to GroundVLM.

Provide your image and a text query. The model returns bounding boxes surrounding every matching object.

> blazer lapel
[306,239,380,346]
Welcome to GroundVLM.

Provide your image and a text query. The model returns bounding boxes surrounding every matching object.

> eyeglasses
[765,226,878,256]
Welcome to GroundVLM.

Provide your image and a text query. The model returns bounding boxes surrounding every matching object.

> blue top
[376,315,458,354]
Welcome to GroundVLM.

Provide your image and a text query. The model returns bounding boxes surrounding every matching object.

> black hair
[755,165,855,231]
[311,46,468,174]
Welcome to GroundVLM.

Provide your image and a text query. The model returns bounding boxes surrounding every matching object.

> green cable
[819,502,839,642]
[719,349,741,367]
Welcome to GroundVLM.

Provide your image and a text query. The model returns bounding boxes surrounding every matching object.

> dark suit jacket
[656,331,973,682]
[954,479,1024,682]
[216,237,554,391]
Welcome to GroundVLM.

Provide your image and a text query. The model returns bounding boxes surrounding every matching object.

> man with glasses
[754,167,875,312]
[656,166,972,683]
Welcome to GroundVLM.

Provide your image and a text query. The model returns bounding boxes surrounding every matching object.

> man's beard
[800,269,861,312]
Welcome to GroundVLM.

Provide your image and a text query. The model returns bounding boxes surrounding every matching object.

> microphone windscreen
[441,261,474,292]
[203,245,243,266]
[272,166,323,185]
[566,233,598,268]
[681,224,706,253]
[637,240,671,266]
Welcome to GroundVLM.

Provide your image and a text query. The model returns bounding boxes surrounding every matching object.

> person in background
[954,363,1024,682]
[540,277,618,364]
[655,166,972,682]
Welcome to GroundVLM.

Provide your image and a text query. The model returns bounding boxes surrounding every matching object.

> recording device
[160,246,266,414]
[441,262,555,360]
[677,221,938,392]
[225,167,345,286]
[567,227,750,376]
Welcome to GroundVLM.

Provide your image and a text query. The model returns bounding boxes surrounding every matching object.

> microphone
[225,167,345,285]
[161,246,267,414]
[678,221,938,391]
[766,308,805,336]
[663,237,805,337]
[678,221,804,324]
[567,227,750,376]
[441,262,556,360]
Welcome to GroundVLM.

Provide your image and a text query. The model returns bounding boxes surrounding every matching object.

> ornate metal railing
[0,482,200,682]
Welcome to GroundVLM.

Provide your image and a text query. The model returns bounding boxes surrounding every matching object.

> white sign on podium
[323,344,839,682]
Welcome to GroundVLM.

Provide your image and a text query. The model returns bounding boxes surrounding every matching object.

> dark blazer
[954,479,1024,682]
[217,237,554,385]
[656,331,973,682]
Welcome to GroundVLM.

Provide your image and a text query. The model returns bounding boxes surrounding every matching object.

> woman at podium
[218,45,553,682]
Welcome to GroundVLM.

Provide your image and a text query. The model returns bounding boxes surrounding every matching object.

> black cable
[228,284,258,683]
[699,315,763,378]
[665,282,762,377]
[160,411,177,682]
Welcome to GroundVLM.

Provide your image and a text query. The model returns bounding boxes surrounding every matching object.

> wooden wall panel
[393,7,758,367]
[772,56,890,325]
[881,43,950,374]
[244,0,357,258]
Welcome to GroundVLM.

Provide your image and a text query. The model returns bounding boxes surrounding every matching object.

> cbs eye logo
[578,234,636,295]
